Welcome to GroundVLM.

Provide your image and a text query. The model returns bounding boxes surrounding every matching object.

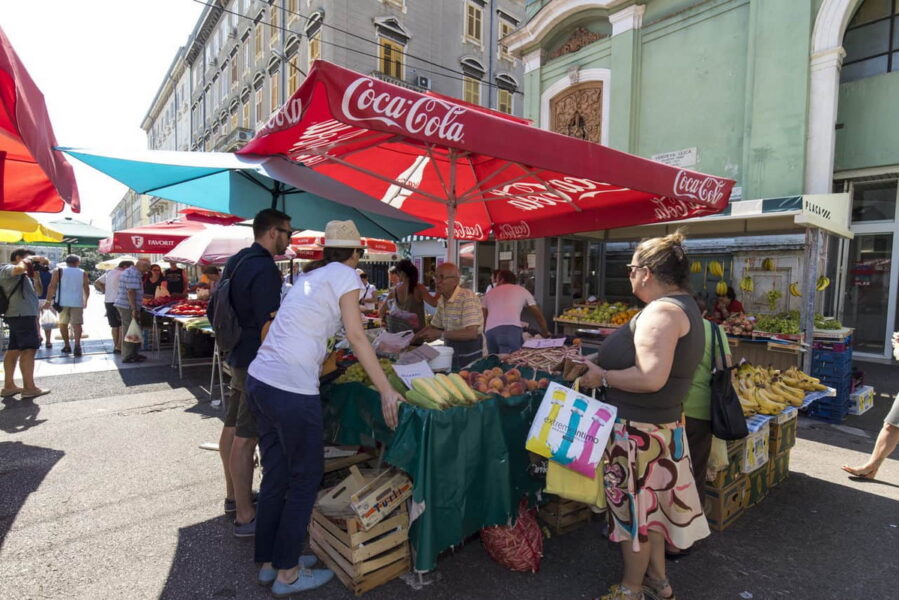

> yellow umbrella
[0,211,63,243]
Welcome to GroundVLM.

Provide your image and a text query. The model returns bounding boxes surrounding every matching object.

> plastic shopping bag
[155,285,170,299]
[525,381,617,478]
[707,436,729,480]
[545,460,606,508]
[39,308,58,330]
[124,318,142,344]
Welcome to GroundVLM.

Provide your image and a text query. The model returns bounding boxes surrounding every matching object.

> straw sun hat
[323,220,364,248]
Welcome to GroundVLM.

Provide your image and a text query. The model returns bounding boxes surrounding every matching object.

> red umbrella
[239,61,733,248]
[99,219,209,254]
[179,207,245,225]
[0,26,79,212]
[291,229,397,260]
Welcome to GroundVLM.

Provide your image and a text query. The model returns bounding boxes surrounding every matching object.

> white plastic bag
[124,318,142,344]
[707,436,729,478]
[155,285,170,299]
[39,308,58,330]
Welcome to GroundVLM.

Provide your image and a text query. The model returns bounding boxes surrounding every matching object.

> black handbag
[709,323,748,440]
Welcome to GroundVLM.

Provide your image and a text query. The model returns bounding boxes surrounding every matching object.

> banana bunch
[716,280,728,295]
[708,261,724,278]
[789,282,802,297]
[733,363,810,416]
[690,261,703,274]
[762,258,776,271]
[816,276,831,291]
[405,373,479,410]
[739,276,754,292]
[782,366,827,391]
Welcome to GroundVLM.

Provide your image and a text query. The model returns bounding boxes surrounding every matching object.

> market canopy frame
[239,60,736,254]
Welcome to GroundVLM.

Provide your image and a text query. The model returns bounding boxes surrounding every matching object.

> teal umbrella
[60,148,429,240]
[38,216,110,247]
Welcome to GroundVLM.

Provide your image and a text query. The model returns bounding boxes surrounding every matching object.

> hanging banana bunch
[690,261,703,274]
[789,282,802,297]
[716,280,728,296]
[739,276,754,292]
[762,258,776,271]
[708,261,724,278]
[816,276,831,291]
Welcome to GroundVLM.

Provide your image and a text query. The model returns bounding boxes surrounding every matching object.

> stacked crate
[808,336,853,424]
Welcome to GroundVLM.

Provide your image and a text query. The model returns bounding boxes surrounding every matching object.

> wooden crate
[309,507,410,596]
[324,447,377,474]
[538,497,593,535]
[704,476,748,532]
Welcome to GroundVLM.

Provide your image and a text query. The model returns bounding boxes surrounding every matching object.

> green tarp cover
[322,357,554,571]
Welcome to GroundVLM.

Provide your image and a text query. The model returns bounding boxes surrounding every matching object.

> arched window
[841,0,899,83]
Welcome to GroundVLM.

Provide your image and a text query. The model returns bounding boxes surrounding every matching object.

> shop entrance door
[842,233,894,355]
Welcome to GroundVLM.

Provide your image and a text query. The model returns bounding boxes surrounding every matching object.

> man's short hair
[252,208,292,239]
[65,254,80,266]
[118,260,134,269]
[10,248,34,261]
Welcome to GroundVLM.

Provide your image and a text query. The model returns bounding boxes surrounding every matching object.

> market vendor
[481,269,551,354]
[164,261,189,299]
[411,262,484,370]
[143,264,166,298]
[711,285,744,322]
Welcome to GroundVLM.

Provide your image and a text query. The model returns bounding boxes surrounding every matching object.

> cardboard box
[709,438,746,489]
[848,385,874,416]
[704,476,748,532]
[767,449,791,488]
[742,423,770,474]
[747,464,769,506]
[769,412,798,455]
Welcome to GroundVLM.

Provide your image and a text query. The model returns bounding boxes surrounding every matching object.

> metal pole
[801,228,820,373]
[446,151,457,264]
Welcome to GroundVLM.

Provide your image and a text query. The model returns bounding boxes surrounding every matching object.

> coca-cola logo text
[487,177,622,211]
[341,78,467,143]
[445,221,484,240]
[259,98,304,136]
[288,119,371,166]
[672,171,727,205]
[650,198,692,221]
[495,221,531,240]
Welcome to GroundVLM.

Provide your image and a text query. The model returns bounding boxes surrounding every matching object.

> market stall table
[170,316,226,404]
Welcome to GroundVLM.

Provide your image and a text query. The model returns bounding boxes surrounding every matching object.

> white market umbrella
[163,225,254,266]
[97,255,139,270]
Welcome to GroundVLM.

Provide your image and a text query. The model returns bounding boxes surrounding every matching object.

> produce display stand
[321,357,552,572]
[170,316,226,403]
[141,302,177,356]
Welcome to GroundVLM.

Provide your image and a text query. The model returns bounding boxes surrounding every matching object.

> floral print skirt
[602,419,710,552]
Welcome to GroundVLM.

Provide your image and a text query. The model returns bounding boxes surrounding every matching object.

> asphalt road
[1,356,897,600]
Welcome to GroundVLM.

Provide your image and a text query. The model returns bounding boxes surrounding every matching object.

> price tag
[523,337,566,349]
[392,361,435,389]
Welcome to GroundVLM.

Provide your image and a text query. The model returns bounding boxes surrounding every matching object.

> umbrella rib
[288,132,398,163]
[514,162,583,212]
[457,161,515,200]
[235,170,276,193]
[425,146,451,203]
[302,149,448,203]
[456,169,546,205]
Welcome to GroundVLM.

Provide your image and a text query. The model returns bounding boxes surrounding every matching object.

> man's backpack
[207,254,253,353]
[0,274,26,316]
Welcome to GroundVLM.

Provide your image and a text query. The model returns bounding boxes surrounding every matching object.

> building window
[288,0,299,24]
[255,87,264,125]
[231,108,238,130]
[498,19,514,60]
[242,100,249,127]
[230,56,239,87]
[308,32,321,68]
[270,69,280,113]
[463,76,481,105]
[243,38,251,73]
[288,56,301,93]
[270,3,280,47]
[841,0,899,83]
[255,20,264,60]
[465,3,483,45]
[379,38,404,79]
[497,89,512,113]
[851,179,897,222]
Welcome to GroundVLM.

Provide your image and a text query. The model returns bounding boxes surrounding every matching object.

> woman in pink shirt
[481,270,551,354]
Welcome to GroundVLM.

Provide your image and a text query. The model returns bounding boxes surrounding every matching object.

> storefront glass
[851,180,897,222]
[515,239,537,294]
[843,233,893,353]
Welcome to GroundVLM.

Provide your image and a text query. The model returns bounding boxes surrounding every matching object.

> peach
[489,377,504,390]
[509,382,525,396]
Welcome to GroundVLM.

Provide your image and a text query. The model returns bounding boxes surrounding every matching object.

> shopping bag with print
[124,318,142,344]
[525,381,617,478]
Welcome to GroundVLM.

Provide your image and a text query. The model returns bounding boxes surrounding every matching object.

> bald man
[412,262,484,369]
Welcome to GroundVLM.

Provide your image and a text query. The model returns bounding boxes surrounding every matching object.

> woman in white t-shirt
[481,269,551,354]
[245,220,403,596]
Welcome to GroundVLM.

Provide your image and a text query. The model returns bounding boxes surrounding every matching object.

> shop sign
[651,147,697,168]
[796,193,852,238]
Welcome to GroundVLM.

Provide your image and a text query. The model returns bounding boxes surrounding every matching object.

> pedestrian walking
[114,258,151,363]
[1,249,51,398]
[245,219,402,595]
[579,230,708,600]
[34,259,54,349]
[208,208,290,538]
[94,260,133,354]
[42,254,90,357]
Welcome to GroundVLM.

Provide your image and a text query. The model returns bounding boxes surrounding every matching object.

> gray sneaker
[232,518,256,538]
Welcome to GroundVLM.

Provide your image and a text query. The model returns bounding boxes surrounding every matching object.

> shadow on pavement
[0,397,46,434]
[0,441,64,550]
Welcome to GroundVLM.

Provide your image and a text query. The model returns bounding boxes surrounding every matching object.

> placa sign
[392,361,435,389]
[523,337,566,348]
[651,147,697,168]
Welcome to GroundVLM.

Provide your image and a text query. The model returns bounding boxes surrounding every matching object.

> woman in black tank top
[579,231,708,600]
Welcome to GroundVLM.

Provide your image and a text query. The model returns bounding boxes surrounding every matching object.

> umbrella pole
[446,151,458,265]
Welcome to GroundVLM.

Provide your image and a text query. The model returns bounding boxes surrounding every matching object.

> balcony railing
[370,71,427,92]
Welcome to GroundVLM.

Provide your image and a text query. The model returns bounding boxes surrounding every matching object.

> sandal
[841,465,877,480]
[596,584,645,600]
[643,575,676,600]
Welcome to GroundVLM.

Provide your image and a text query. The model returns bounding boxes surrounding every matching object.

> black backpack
[207,254,253,353]
[709,323,749,440]
[0,274,26,316]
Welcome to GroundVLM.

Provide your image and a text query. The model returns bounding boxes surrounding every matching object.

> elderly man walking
[114,258,151,363]
[94,260,133,353]
[412,262,485,370]
[43,254,90,357]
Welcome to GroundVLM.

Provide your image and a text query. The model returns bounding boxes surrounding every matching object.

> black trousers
[685,416,713,507]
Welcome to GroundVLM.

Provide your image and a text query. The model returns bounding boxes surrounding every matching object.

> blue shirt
[114,266,144,309]
[213,242,282,368]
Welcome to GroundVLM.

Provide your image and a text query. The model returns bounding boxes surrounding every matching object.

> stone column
[608,4,645,152]
[804,47,845,194]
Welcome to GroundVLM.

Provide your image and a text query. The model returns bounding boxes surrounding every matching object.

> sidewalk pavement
[0,339,896,599]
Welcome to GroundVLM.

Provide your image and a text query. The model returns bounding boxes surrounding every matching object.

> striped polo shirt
[431,285,483,333]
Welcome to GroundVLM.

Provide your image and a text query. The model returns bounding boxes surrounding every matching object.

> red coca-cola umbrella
[290,229,397,260]
[239,61,733,250]
[0,26,79,212]
[179,207,245,225]
[99,219,209,254]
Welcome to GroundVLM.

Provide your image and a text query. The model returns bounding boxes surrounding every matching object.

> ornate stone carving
[550,82,602,143]
[547,27,603,60]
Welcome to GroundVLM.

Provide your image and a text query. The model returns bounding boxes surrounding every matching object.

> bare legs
[231,436,258,525]
[842,423,899,479]
[220,425,236,501]
[4,349,38,391]
[110,326,120,351]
